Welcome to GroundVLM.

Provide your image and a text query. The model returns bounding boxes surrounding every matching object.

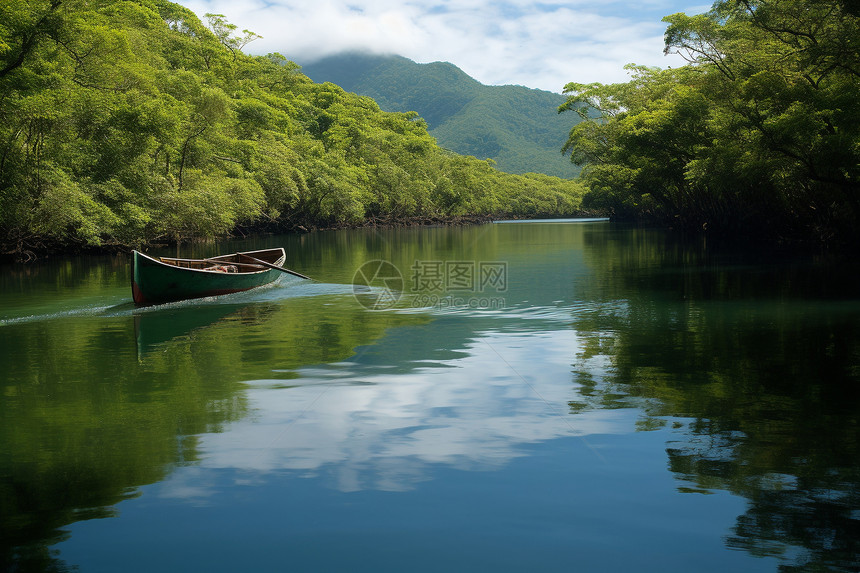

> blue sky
[182,0,712,92]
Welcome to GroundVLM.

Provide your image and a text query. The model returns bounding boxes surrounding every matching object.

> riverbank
[2,211,605,263]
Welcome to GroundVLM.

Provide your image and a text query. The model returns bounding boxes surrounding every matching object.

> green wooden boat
[131,248,288,305]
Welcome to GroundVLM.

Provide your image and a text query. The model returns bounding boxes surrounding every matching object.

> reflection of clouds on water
[157,467,220,504]
[180,328,633,494]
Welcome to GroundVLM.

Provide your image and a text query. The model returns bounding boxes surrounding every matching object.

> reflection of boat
[131,248,287,305]
[134,304,243,354]
[134,304,246,358]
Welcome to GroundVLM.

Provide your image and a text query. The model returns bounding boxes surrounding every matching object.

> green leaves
[0,0,62,81]
[0,0,587,257]
[561,0,860,245]
[205,13,262,56]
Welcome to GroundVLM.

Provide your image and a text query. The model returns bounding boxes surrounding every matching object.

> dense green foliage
[301,53,582,178]
[0,1,585,258]
[560,0,859,246]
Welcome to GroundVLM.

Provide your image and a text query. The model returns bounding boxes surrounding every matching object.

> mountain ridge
[300,53,581,178]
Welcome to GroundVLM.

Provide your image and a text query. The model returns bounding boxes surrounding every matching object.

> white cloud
[180,0,700,92]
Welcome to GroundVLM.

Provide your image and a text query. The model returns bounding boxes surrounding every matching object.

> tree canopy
[560,0,859,246]
[0,0,585,259]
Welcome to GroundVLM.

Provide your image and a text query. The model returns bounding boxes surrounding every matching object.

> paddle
[237,253,313,281]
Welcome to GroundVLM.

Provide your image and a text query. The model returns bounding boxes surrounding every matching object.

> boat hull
[131,248,286,305]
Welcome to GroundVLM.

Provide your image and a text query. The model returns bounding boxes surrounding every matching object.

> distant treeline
[0,1,586,259]
[560,0,859,247]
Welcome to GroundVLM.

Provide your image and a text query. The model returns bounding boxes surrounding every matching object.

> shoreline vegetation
[2,1,856,263]
[234,209,610,237]
[0,1,587,263]
[559,0,859,250]
[6,210,606,263]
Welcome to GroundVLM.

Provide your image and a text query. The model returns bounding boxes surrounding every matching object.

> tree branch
[0,1,63,79]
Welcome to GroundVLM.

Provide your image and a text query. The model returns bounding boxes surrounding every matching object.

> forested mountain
[0,1,585,259]
[560,0,859,247]
[300,53,581,178]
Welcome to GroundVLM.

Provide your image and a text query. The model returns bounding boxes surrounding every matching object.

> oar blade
[238,253,313,281]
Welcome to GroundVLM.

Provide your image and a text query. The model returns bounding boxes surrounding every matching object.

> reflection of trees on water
[0,294,420,572]
[574,227,860,572]
[666,421,860,572]
[726,483,860,572]
[0,312,248,571]
[668,434,860,572]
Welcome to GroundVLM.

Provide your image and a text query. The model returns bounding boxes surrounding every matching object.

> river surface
[1,222,859,572]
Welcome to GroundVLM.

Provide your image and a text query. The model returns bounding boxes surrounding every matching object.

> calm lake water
[2,222,859,572]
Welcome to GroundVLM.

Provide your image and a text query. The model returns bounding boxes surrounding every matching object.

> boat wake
[0,301,128,326]
[0,278,354,326]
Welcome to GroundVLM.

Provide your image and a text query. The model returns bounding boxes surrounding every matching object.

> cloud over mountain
[181,0,704,92]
